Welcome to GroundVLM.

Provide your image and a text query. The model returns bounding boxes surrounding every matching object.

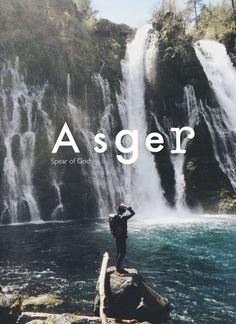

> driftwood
[18,312,138,323]
[141,281,170,313]
[99,252,109,323]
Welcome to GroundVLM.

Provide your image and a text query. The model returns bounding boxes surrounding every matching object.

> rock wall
[147,12,236,212]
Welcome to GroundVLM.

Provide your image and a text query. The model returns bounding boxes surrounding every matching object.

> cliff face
[147,12,236,213]
[0,0,132,223]
[0,1,235,224]
[0,0,131,90]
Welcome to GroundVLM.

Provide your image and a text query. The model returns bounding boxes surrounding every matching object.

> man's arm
[122,207,135,220]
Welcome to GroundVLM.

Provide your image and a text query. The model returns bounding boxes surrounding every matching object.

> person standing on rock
[109,203,135,275]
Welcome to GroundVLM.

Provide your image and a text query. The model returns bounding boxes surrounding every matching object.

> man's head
[117,203,128,215]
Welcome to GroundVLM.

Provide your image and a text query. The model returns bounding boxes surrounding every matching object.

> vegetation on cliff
[154,0,236,62]
[149,1,236,212]
[0,0,131,94]
[0,0,132,221]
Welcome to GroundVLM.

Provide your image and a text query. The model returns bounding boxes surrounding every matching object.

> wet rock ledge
[0,268,172,324]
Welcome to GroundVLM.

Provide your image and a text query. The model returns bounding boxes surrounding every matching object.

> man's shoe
[114,270,125,276]
[115,267,128,275]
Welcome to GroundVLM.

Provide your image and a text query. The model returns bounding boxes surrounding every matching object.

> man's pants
[116,237,126,270]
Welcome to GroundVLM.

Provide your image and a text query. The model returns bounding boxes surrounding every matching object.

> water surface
[0,215,235,323]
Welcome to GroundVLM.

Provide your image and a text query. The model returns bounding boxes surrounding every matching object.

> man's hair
[117,204,126,215]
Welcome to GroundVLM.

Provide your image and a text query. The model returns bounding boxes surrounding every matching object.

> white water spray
[0,59,41,223]
[66,73,124,216]
[194,40,236,192]
[119,25,168,216]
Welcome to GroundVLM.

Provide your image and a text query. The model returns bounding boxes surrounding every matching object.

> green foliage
[153,0,235,55]
[72,0,97,23]
[72,0,92,14]
[157,0,177,14]
[187,1,236,62]
[152,10,192,63]
[0,0,131,96]
[185,0,203,28]
[197,2,233,40]
[152,0,235,61]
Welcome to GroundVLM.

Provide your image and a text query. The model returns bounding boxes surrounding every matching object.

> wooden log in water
[99,252,109,323]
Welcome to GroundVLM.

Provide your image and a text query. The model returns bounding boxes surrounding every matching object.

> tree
[159,0,177,14]
[186,0,203,29]
[231,0,236,27]
[196,2,233,39]
[72,0,94,17]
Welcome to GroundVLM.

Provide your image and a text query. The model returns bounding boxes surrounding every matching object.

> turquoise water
[0,215,235,323]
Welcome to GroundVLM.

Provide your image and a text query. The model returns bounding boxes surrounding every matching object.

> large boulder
[94,267,171,323]
[0,291,22,323]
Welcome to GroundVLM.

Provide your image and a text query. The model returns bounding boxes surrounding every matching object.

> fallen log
[99,252,109,323]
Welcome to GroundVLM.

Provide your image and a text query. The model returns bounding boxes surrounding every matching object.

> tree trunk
[99,252,109,324]
[231,0,236,28]
[194,2,198,30]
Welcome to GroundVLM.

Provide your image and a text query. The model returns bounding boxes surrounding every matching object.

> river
[0,215,235,323]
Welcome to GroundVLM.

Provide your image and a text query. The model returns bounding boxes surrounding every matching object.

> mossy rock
[25,321,54,324]
[22,294,63,312]
[22,313,102,324]
[25,321,46,324]
[219,196,236,214]
[0,292,22,324]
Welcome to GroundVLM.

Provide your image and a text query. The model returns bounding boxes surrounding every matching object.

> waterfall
[51,180,64,220]
[0,58,63,224]
[194,40,236,192]
[173,86,199,210]
[92,74,125,210]
[66,73,124,217]
[150,85,199,211]
[0,59,41,223]
[119,25,168,216]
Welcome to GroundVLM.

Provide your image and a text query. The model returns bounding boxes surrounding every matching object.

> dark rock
[185,121,236,212]
[17,200,31,223]
[1,208,11,225]
[94,19,132,37]
[0,292,22,323]
[11,134,22,167]
[0,132,6,177]
[94,267,171,324]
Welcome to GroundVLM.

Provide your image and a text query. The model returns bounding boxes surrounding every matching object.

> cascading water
[173,86,199,210]
[66,73,124,216]
[92,74,125,210]
[0,58,41,223]
[0,58,63,223]
[119,25,168,216]
[3,38,235,223]
[51,179,64,219]
[142,28,198,211]
[194,40,236,192]
[150,85,199,211]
